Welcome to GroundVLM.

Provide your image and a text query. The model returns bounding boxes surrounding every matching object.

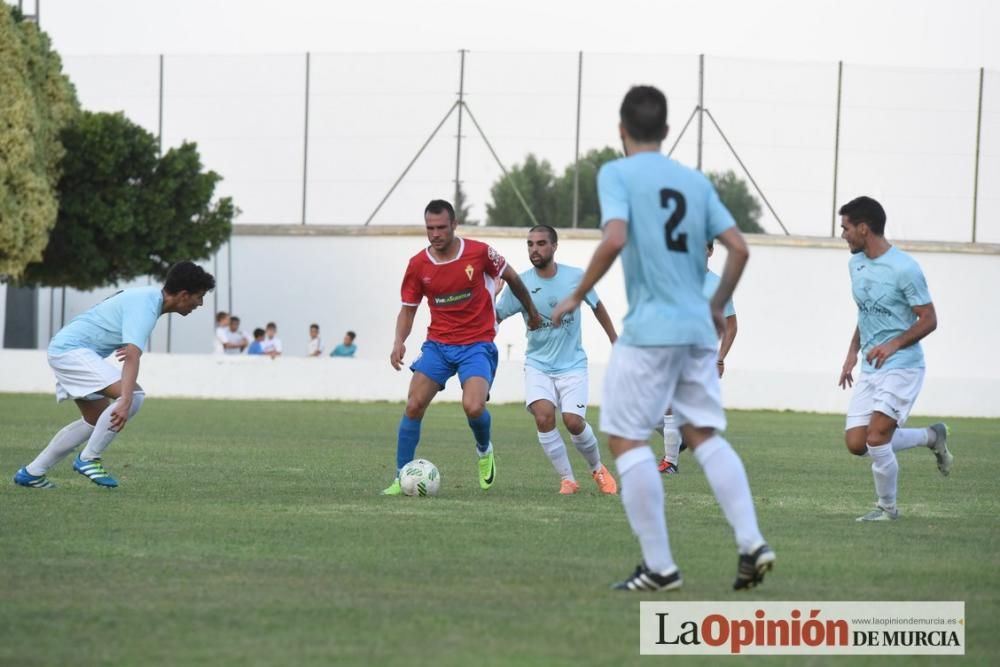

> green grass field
[1,394,997,666]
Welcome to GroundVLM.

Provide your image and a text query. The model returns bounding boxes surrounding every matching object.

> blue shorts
[411,341,498,390]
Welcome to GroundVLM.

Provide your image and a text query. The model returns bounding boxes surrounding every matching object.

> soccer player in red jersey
[383,200,542,495]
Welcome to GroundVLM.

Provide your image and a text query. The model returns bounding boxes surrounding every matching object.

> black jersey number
[660,188,688,253]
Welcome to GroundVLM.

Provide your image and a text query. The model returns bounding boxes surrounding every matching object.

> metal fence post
[301,51,311,225]
[454,49,467,211]
[697,54,705,171]
[831,60,843,236]
[158,54,173,353]
[572,51,583,228]
[972,66,984,243]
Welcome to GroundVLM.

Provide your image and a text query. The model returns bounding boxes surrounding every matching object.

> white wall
[1,349,997,418]
[10,227,1000,417]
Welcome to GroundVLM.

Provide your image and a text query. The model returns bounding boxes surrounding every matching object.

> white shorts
[524,366,589,418]
[48,349,122,402]
[845,368,925,430]
[600,344,726,441]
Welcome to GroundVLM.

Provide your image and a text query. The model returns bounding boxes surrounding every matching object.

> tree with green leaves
[454,182,476,226]
[486,148,766,234]
[552,147,622,228]
[485,154,556,228]
[707,170,765,234]
[20,111,235,290]
[0,6,79,280]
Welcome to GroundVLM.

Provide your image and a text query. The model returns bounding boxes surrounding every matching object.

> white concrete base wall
[8,228,999,418]
[2,349,996,418]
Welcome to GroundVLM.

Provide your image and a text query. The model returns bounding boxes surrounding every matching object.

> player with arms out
[837,196,952,522]
[383,200,542,495]
[659,239,738,474]
[495,224,619,495]
[14,262,215,489]
[551,85,774,591]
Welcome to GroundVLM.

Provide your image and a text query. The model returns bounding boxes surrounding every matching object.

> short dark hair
[839,196,886,236]
[529,224,558,244]
[253,327,265,338]
[346,331,356,341]
[164,261,215,295]
[424,199,456,221]
[230,316,240,324]
[620,86,669,143]
[266,322,277,329]
[310,323,320,330]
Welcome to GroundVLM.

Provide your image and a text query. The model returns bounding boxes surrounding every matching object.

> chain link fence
[62,51,999,242]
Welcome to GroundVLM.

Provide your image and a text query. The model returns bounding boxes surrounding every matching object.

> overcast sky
[29,0,1000,69]
[15,0,998,242]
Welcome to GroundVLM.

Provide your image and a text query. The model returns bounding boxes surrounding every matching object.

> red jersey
[401,238,507,345]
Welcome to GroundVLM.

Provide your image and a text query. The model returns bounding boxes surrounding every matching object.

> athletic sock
[26,419,95,475]
[79,392,145,461]
[662,414,681,464]
[570,422,602,472]
[538,429,574,481]
[395,415,421,472]
[890,427,930,452]
[867,443,898,509]
[615,446,675,574]
[693,436,765,554]
[468,410,492,454]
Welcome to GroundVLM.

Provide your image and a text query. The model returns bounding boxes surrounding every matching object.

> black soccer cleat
[734,543,776,591]
[612,563,683,592]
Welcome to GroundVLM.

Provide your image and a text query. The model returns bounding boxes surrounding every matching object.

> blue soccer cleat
[13,467,56,489]
[73,456,119,488]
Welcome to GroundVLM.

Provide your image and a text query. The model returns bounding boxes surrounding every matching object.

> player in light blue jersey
[837,196,952,522]
[551,85,773,592]
[659,239,738,474]
[13,262,214,490]
[496,225,619,495]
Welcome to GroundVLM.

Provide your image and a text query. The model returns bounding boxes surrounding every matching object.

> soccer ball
[399,458,441,497]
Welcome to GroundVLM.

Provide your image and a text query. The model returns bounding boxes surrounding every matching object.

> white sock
[570,422,602,473]
[80,392,145,461]
[867,443,898,509]
[693,436,765,554]
[538,429,574,481]
[663,414,681,464]
[615,446,675,574]
[26,419,95,475]
[890,427,931,451]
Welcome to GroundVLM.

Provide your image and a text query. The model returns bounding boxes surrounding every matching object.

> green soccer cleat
[477,447,496,490]
[72,456,118,488]
[856,505,899,522]
[382,478,402,496]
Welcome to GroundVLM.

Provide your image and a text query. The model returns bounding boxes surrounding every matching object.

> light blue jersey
[496,264,600,374]
[598,152,735,347]
[849,245,931,373]
[703,270,736,318]
[49,287,164,358]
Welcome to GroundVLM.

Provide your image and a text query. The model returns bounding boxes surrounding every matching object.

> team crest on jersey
[465,264,474,280]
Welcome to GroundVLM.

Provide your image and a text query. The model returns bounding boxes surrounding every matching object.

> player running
[14,262,215,489]
[837,195,952,522]
[495,224,619,495]
[383,199,542,495]
[659,239,737,474]
[551,85,774,591]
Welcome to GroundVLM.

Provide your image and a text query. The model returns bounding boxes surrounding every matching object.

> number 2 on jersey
[660,188,688,253]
